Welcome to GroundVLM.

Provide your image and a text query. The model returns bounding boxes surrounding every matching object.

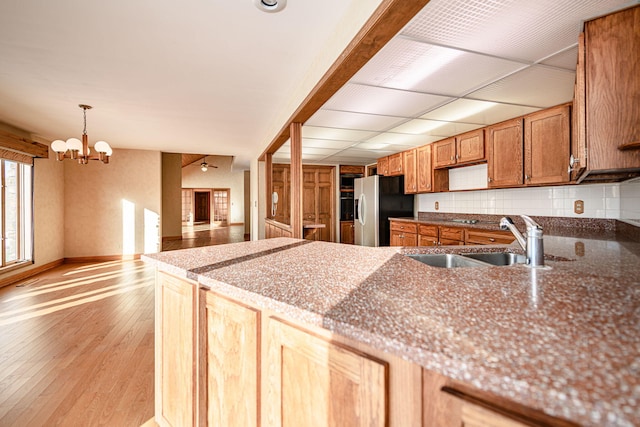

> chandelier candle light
[51,104,113,164]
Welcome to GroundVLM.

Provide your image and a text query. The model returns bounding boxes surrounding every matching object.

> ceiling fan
[200,156,218,172]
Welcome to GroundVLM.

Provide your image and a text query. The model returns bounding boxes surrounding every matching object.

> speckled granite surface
[143,232,640,427]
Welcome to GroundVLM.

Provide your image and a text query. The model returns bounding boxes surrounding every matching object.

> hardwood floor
[162,223,248,251]
[0,260,156,426]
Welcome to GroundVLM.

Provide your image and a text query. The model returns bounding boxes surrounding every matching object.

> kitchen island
[143,229,640,426]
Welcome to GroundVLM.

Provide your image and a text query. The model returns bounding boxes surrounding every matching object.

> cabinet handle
[450,156,455,161]
[489,238,495,242]
[525,175,530,181]
[488,177,493,183]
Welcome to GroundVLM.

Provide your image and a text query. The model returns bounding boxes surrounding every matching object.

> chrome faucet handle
[520,214,542,231]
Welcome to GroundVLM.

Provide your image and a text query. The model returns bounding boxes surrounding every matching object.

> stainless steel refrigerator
[354,175,414,246]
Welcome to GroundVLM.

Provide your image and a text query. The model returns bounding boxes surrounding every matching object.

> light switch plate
[574,200,584,214]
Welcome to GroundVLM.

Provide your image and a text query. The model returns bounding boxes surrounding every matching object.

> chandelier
[51,104,113,164]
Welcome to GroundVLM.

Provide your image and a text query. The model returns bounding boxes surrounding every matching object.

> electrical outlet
[574,200,584,214]
[435,201,439,211]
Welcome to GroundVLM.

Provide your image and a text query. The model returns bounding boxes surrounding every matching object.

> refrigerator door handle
[358,194,366,225]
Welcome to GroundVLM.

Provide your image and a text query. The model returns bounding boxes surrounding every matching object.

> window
[1,160,32,267]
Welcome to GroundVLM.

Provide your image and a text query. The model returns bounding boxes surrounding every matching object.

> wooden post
[290,122,302,239]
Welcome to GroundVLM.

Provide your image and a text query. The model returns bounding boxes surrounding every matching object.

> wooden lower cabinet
[390,221,418,246]
[340,220,355,244]
[265,318,388,427]
[155,272,198,427]
[155,271,575,427]
[201,290,260,427]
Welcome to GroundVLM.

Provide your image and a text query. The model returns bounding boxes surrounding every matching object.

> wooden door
[265,318,388,427]
[404,148,417,194]
[432,137,456,168]
[194,191,210,223]
[316,169,333,242]
[155,272,197,427]
[456,129,485,165]
[487,118,524,188]
[303,169,317,223]
[524,105,570,186]
[202,291,259,427]
[272,164,290,221]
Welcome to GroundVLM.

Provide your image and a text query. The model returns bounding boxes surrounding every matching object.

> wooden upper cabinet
[585,5,640,167]
[487,118,524,188]
[456,129,485,165]
[433,130,485,169]
[432,137,456,168]
[524,104,570,186]
[387,152,404,176]
[377,156,389,176]
[265,318,388,427]
[571,5,640,182]
[404,148,417,194]
[417,144,433,193]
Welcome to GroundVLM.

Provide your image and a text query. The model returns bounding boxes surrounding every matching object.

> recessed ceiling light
[254,0,286,13]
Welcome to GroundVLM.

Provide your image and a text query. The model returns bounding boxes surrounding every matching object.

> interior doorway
[194,191,211,223]
[212,189,229,225]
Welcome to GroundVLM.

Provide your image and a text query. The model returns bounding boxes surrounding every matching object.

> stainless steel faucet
[499,215,544,267]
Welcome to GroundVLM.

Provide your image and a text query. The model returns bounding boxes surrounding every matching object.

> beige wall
[182,155,245,224]
[63,148,162,258]
[161,153,182,238]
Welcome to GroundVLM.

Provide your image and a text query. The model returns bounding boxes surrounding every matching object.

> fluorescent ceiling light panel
[306,109,407,131]
[352,141,392,150]
[322,83,452,117]
[301,126,378,141]
[302,138,356,149]
[352,38,526,96]
[468,65,576,107]
[422,99,541,124]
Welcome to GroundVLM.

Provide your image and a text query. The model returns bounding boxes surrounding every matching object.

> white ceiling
[274,0,638,165]
[0,1,636,170]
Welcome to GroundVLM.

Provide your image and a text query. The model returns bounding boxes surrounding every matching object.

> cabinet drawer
[390,221,417,233]
[418,224,438,238]
[465,229,515,245]
[439,226,464,241]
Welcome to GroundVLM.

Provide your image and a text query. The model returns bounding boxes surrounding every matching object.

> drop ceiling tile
[421,99,541,124]
[322,83,452,117]
[366,133,442,146]
[301,147,342,156]
[540,46,578,70]
[336,148,398,158]
[402,0,633,62]
[390,119,481,136]
[321,156,374,165]
[302,126,378,141]
[352,38,527,96]
[467,65,576,107]
[302,138,356,150]
[306,109,407,131]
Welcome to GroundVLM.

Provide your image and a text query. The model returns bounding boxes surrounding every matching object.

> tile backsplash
[417,167,640,223]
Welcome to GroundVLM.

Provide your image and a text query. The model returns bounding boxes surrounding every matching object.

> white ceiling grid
[275,0,638,165]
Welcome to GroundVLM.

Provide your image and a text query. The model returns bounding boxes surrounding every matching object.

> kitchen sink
[462,252,526,266]
[406,252,526,268]
[406,253,488,268]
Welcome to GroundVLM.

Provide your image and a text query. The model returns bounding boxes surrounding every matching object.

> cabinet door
[404,148,417,194]
[417,144,432,193]
[456,129,485,165]
[524,105,570,186]
[265,318,388,427]
[487,119,524,187]
[465,229,515,245]
[340,221,355,244]
[155,272,198,427]
[202,291,260,427]
[388,152,404,176]
[316,169,334,242]
[433,137,456,168]
[571,33,587,181]
[377,156,389,176]
[418,224,438,246]
[586,6,640,168]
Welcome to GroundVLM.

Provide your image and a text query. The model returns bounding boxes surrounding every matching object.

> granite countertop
[143,233,640,427]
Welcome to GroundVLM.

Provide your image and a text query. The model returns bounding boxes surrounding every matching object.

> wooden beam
[0,129,49,158]
[260,0,431,159]
[290,122,302,239]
